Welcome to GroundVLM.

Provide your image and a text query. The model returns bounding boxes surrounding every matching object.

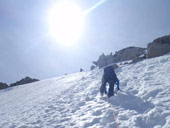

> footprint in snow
[110,92,155,113]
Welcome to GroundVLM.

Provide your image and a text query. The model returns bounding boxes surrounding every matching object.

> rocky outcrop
[0,82,9,90]
[92,53,108,68]
[90,65,96,70]
[10,77,39,87]
[80,68,83,72]
[147,35,170,58]
[93,47,146,68]
[114,47,146,62]
[130,55,146,64]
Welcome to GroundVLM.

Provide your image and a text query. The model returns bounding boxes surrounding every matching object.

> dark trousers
[102,78,115,97]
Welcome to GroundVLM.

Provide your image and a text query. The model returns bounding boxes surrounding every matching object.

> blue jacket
[103,66,119,89]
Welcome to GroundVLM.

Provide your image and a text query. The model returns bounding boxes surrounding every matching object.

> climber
[100,65,119,98]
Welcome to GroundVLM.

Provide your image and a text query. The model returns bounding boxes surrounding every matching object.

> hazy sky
[0,0,170,84]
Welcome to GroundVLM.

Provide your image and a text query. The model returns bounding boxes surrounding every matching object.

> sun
[48,2,84,46]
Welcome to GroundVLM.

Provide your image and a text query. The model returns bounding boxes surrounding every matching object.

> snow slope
[0,53,170,128]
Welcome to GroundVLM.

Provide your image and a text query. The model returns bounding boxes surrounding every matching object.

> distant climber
[100,65,119,98]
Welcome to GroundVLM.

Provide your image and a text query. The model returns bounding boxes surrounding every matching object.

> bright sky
[0,0,170,84]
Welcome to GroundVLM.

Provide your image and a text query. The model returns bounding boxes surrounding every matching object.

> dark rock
[147,35,170,58]
[10,76,39,87]
[153,35,170,44]
[131,55,146,64]
[114,47,146,62]
[80,68,83,72]
[93,47,146,68]
[90,65,96,70]
[0,82,9,90]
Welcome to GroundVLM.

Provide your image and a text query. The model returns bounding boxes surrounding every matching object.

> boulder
[90,65,96,70]
[130,55,146,64]
[80,68,83,72]
[147,35,170,58]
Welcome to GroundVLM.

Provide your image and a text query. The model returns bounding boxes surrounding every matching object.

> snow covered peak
[0,53,170,128]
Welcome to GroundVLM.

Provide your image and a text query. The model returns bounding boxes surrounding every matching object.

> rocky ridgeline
[0,77,39,90]
[10,77,39,87]
[92,35,170,69]
[147,35,170,58]
[93,47,146,68]
[0,82,9,90]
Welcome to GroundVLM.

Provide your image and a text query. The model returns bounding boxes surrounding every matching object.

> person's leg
[103,80,107,94]
[108,80,115,98]
[100,77,107,95]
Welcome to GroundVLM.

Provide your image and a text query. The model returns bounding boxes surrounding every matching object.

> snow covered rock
[130,54,146,64]
[147,35,170,59]
[113,46,146,62]
[93,47,146,68]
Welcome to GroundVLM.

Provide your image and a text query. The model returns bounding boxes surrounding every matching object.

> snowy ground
[0,53,170,128]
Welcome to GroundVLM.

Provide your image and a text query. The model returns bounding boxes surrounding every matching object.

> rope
[108,90,119,128]
[109,102,119,128]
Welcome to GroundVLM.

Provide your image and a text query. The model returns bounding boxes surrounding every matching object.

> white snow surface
[1,53,170,128]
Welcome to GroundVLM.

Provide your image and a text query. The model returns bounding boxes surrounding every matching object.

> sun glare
[48,2,84,46]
